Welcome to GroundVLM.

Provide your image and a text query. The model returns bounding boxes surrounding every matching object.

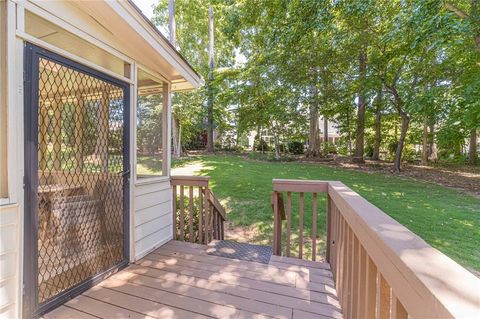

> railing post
[205,188,210,243]
[272,191,282,255]
[172,185,177,240]
[326,193,332,263]
[198,186,203,244]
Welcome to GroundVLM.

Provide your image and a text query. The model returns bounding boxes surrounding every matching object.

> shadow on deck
[44,240,343,319]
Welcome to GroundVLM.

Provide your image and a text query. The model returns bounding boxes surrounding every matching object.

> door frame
[23,42,131,318]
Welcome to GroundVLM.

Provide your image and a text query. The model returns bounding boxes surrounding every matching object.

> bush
[287,141,304,154]
[365,144,374,158]
[214,141,222,150]
[439,152,468,164]
[247,152,295,162]
[220,145,244,153]
[402,145,420,162]
[324,142,338,155]
[387,141,398,160]
[253,139,270,152]
[275,143,286,153]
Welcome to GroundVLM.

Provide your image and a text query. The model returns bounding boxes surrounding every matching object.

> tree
[156,0,478,169]
[372,88,383,161]
[445,1,480,165]
[206,6,215,152]
[153,0,235,152]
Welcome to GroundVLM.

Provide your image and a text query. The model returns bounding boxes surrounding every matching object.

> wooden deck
[44,240,343,319]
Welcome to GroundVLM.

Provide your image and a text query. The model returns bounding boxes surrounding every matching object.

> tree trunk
[273,128,280,160]
[353,51,367,163]
[206,6,215,152]
[428,123,438,163]
[372,90,382,161]
[306,84,320,157]
[346,111,352,155]
[393,113,410,172]
[323,117,329,154]
[421,115,429,165]
[469,128,478,165]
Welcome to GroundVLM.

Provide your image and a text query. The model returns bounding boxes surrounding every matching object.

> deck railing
[272,179,480,319]
[171,176,226,244]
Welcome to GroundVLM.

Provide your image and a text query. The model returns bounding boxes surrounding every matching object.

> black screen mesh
[36,57,126,303]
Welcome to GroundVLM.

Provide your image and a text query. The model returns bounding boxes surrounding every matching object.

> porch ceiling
[67,1,203,91]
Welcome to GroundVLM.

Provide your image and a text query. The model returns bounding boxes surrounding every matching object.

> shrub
[253,139,270,152]
[247,152,295,162]
[287,141,304,154]
[324,142,338,155]
[275,143,286,153]
[387,141,398,160]
[365,144,374,158]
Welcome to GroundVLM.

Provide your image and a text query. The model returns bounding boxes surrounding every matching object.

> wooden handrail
[272,179,328,193]
[171,175,225,244]
[204,188,227,221]
[272,179,480,319]
[171,175,210,187]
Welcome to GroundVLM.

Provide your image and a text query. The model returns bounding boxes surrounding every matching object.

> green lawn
[174,154,480,274]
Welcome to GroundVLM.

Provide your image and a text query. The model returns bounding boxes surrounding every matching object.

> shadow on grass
[177,154,480,272]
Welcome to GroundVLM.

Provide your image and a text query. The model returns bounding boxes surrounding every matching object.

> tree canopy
[152,0,480,169]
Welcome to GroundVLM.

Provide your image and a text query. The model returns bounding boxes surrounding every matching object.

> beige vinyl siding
[0,204,19,319]
[0,1,7,199]
[134,180,172,260]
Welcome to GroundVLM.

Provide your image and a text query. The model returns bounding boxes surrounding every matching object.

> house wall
[2,1,177,316]
[0,204,19,319]
[0,1,7,199]
[133,181,172,259]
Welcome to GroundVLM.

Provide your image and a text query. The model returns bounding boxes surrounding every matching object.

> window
[136,69,165,178]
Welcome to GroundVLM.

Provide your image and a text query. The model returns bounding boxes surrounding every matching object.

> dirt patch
[299,156,480,197]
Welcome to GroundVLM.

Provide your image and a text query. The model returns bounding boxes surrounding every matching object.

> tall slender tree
[206,6,215,152]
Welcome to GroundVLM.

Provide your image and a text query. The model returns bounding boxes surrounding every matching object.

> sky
[131,0,246,66]
[133,0,156,20]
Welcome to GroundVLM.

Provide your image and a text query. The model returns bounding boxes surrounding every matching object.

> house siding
[0,204,19,319]
[133,180,172,260]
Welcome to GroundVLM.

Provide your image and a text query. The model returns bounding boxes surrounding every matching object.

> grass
[174,154,480,274]
[136,156,195,176]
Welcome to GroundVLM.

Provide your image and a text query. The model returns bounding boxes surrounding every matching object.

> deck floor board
[43,240,343,319]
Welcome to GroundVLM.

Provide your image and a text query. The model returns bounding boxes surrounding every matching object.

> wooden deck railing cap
[327,181,480,318]
[171,175,210,187]
[272,179,329,193]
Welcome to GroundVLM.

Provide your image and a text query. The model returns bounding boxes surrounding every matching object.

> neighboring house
[246,117,342,150]
[245,128,279,150]
[0,1,201,317]
[318,116,341,145]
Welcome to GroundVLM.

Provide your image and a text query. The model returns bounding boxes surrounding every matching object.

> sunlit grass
[176,154,480,274]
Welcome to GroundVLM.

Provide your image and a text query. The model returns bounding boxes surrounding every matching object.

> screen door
[23,43,130,317]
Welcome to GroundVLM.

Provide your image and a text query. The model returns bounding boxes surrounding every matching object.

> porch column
[162,82,171,176]
[95,89,109,173]
[74,93,85,172]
